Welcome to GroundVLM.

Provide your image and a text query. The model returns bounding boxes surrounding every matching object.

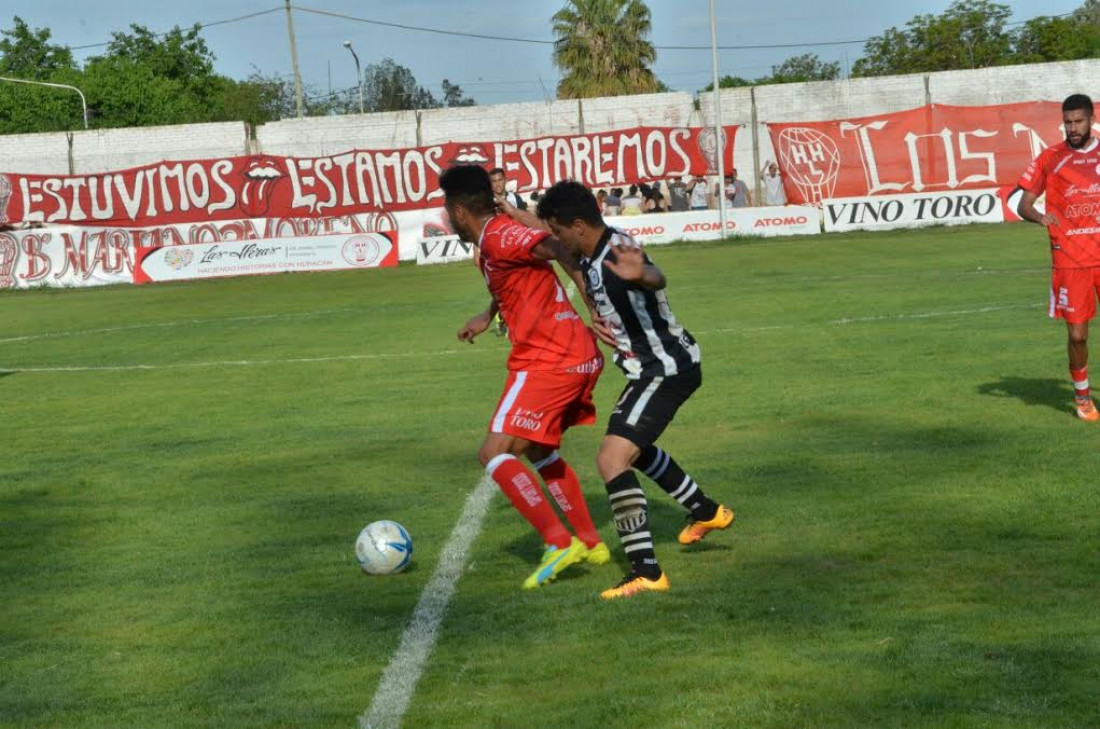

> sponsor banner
[0,213,398,289]
[416,235,476,265]
[768,101,1074,205]
[821,188,1003,232]
[134,232,397,283]
[0,125,738,228]
[606,206,822,244]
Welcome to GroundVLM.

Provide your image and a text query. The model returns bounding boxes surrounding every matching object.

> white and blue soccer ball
[355,520,413,575]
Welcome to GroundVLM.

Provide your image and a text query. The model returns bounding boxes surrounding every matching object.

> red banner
[768,102,1069,205]
[0,126,737,228]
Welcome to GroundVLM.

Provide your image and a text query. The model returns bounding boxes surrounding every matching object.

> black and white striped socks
[605,471,661,579]
[639,445,719,522]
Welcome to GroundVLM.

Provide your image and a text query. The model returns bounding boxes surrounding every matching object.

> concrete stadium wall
[0,122,249,175]
[1,59,1096,181]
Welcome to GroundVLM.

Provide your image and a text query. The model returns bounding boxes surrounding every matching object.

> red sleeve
[489,219,550,265]
[1017,149,1049,195]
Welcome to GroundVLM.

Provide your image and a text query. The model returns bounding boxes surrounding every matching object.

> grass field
[2,223,1098,728]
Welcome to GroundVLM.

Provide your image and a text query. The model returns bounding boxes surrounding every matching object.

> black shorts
[606,365,701,449]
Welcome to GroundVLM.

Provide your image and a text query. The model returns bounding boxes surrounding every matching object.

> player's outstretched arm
[497,195,550,232]
[1017,190,1058,227]
[458,299,499,343]
[603,243,667,291]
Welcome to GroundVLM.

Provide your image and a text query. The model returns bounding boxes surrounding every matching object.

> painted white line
[828,303,1041,325]
[0,347,494,373]
[0,308,356,345]
[360,477,496,729]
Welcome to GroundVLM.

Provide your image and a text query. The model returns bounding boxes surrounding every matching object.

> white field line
[0,348,492,374]
[1,302,1043,374]
[0,308,357,345]
[360,477,496,729]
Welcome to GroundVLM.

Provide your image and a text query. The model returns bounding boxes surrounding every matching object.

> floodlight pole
[0,75,88,129]
[708,0,729,236]
[284,0,305,118]
[343,41,364,115]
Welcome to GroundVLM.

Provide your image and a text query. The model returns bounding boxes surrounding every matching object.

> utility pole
[708,0,728,236]
[0,76,88,129]
[343,41,364,115]
[284,0,304,118]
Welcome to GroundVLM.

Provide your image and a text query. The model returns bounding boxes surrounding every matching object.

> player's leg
[596,434,669,599]
[1053,268,1098,421]
[528,444,607,561]
[619,366,734,544]
[479,433,572,549]
[1067,321,1097,421]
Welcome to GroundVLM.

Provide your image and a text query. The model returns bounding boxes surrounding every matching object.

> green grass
[2,223,1097,728]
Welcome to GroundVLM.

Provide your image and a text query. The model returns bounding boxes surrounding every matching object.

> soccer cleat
[599,571,670,600]
[584,542,611,565]
[678,505,735,545]
[522,536,587,589]
[1075,398,1100,422]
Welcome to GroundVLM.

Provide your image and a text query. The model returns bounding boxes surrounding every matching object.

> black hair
[628,185,638,195]
[1063,94,1094,115]
[537,181,603,227]
[439,165,495,216]
[488,167,506,177]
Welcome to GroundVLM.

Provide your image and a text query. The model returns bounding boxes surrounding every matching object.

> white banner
[605,206,821,245]
[134,232,396,283]
[416,235,476,266]
[822,189,1004,232]
[0,226,133,289]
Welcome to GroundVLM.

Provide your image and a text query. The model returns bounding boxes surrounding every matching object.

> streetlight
[0,75,89,129]
[343,40,364,115]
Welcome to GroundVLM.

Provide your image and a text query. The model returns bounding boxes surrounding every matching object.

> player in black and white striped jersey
[535,181,736,600]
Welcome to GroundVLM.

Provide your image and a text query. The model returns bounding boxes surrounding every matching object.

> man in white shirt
[760,161,787,206]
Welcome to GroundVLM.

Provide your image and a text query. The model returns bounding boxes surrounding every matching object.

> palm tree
[552,0,660,98]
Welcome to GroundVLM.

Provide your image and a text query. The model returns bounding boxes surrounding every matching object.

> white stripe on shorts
[626,377,663,427]
[491,371,528,433]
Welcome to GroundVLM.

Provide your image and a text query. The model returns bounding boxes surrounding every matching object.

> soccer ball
[355,520,413,575]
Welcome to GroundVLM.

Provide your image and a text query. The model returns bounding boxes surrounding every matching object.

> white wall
[2,59,1096,183]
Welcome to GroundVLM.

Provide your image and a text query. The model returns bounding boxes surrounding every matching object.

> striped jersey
[580,227,701,380]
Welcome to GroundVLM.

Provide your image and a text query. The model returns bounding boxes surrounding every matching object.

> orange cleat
[678,505,735,545]
[1076,398,1100,422]
[600,571,670,600]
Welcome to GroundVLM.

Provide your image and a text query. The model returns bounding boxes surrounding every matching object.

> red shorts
[1050,267,1100,324]
[488,365,602,448]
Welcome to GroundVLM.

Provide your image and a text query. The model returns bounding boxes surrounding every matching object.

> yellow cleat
[584,542,611,565]
[522,536,587,589]
[678,505,735,545]
[600,571,670,600]
[1075,398,1100,422]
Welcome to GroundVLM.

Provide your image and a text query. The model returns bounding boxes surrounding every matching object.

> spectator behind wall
[604,187,622,216]
[761,161,787,206]
[644,183,666,213]
[490,167,528,210]
[667,177,689,212]
[687,175,710,210]
[717,170,751,208]
[619,185,644,216]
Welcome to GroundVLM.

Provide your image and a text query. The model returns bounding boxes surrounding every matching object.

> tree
[361,58,437,112]
[441,79,475,107]
[853,0,1014,77]
[766,53,841,84]
[0,16,74,79]
[551,0,661,98]
[1013,14,1100,62]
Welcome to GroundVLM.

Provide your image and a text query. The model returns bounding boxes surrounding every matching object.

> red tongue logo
[240,160,284,218]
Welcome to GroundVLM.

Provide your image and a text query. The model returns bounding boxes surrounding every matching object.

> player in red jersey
[439,164,609,589]
[1019,94,1100,421]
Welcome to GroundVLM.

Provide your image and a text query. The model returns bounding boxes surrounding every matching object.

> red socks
[1071,366,1090,401]
[486,454,571,548]
[533,452,602,548]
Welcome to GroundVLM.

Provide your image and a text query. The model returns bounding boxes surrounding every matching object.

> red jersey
[1018,137,1100,268]
[476,215,600,373]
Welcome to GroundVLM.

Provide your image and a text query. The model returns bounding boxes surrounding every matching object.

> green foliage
[441,79,476,107]
[552,0,661,98]
[702,54,838,92]
[0,16,74,79]
[361,58,438,112]
[1014,15,1100,63]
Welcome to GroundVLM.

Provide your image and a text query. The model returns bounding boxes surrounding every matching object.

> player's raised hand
[590,316,619,348]
[458,311,492,343]
[603,242,646,282]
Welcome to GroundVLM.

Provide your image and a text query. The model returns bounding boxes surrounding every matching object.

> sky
[1,0,1086,106]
